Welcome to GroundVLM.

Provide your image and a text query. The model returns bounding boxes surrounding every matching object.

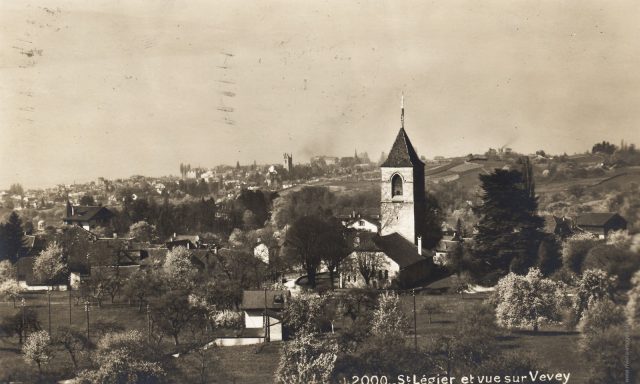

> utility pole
[69,290,72,326]
[264,287,270,342]
[47,289,52,335]
[147,304,151,343]
[20,297,26,341]
[84,300,90,344]
[412,289,417,353]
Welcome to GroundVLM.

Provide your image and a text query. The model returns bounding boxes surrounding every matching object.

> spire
[401,92,405,128]
[381,128,424,167]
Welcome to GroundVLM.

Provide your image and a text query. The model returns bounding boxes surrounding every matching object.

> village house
[63,201,114,231]
[575,212,627,239]
[241,290,289,342]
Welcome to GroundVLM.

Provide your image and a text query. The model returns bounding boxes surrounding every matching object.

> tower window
[392,174,403,197]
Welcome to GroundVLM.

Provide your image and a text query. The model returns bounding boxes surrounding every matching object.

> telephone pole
[412,289,417,352]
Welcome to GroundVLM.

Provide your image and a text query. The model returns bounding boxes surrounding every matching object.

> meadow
[0,289,588,383]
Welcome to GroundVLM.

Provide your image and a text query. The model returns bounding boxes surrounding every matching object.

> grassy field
[0,290,587,383]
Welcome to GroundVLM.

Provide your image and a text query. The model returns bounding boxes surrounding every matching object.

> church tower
[380,96,426,244]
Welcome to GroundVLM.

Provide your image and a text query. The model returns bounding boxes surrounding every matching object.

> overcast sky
[1,0,639,189]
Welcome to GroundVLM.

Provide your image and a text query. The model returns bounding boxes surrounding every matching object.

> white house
[241,290,290,342]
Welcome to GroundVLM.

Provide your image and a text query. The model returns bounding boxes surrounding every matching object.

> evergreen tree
[471,163,544,282]
[3,212,26,262]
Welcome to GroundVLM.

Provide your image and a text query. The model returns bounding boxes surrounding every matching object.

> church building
[341,97,433,289]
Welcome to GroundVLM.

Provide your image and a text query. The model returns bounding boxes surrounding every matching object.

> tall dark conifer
[4,212,26,262]
[472,161,544,282]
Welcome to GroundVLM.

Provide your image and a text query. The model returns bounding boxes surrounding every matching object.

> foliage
[77,330,165,384]
[580,325,640,384]
[282,293,328,336]
[371,291,408,337]
[274,332,338,384]
[53,326,88,369]
[123,268,165,311]
[285,215,340,288]
[151,289,207,345]
[626,270,640,328]
[1,308,41,344]
[561,233,600,274]
[79,194,96,206]
[33,241,68,286]
[213,310,243,329]
[574,269,616,321]
[422,192,444,249]
[591,140,617,154]
[494,268,566,331]
[471,166,545,282]
[163,246,197,289]
[582,243,640,290]
[337,289,377,323]
[1,211,26,262]
[271,186,336,228]
[0,259,16,280]
[536,235,562,276]
[433,303,499,375]
[128,221,158,243]
[22,330,54,373]
[0,278,21,304]
[577,299,625,337]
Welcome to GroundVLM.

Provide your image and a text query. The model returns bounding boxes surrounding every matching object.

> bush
[577,299,625,336]
[214,310,243,329]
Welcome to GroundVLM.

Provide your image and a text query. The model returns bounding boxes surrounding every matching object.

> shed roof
[576,212,625,227]
[241,290,290,310]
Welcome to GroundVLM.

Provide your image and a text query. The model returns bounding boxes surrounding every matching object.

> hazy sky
[1,0,639,189]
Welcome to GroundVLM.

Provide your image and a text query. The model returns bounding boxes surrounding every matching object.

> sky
[1,0,640,189]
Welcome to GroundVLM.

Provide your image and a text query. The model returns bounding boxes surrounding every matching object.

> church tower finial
[401,92,405,128]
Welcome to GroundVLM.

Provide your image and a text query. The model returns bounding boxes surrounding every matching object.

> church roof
[373,232,426,269]
[381,128,424,167]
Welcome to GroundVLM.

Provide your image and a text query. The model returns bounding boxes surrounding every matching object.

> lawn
[0,290,589,383]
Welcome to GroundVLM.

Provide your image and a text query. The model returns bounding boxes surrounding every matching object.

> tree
[577,299,625,337]
[274,332,338,384]
[371,292,408,337]
[151,290,204,345]
[494,268,566,332]
[79,194,96,206]
[128,221,158,243]
[574,269,617,321]
[0,278,21,307]
[580,325,640,384]
[282,293,328,336]
[1,308,40,344]
[271,187,336,228]
[320,219,349,288]
[123,268,164,311]
[562,233,600,273]
[22,330,54,374]
[422,192,444,249]
[76,330,164,383]
[285,215,333,288]
[626,270,640,328]
[3,212,26,262]
[472,167,544,282]
[163,246,197,289]
[33,242,67,288]
[536,235,562,276]
[54,326,88,369]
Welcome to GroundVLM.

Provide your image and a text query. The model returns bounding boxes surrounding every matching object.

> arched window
[392,174,403,197]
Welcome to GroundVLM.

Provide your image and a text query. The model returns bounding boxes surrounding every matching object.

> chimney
[417,236,422,256]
